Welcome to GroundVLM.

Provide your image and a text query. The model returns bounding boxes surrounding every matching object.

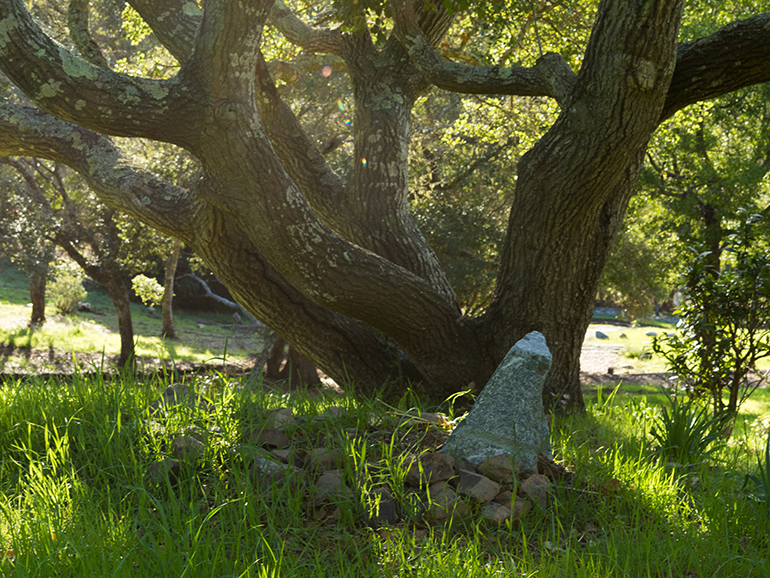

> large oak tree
[1,0,769,410]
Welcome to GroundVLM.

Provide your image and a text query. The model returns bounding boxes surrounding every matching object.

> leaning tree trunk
[483,0,684,411]
[160,238,181,339]
[29,266,46,323]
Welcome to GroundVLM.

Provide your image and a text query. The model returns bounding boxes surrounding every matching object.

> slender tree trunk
[29,266,46,323]
[103,276,135,370]
[160,238,181,339]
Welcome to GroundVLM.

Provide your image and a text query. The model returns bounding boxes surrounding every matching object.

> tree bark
[2,0,770,409]
[160,238,181,339]
[29,265,46,323]
[102,276,135,370]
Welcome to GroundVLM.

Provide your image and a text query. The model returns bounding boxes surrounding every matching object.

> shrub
[48,259,87,314]
[653,211,770,428]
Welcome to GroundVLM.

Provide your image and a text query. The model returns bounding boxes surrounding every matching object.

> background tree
[0,158,140,368]
[1,0,770,411]
[0,163,56,323]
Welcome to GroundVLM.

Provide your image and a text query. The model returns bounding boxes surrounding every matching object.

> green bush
[48,259,87,314]
[653,211,770,426]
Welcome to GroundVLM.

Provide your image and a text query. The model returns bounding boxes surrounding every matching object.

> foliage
[599,211,679,317]
[132,274,165,308]
[653,211,770,422]
[649,387,724,465]
[0,161,56,284]
[47,258,87,315]
[744,428,770,514]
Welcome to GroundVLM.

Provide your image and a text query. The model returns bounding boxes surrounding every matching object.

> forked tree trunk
[3,0,767,412]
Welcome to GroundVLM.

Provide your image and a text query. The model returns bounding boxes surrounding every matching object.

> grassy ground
[0,373,768,577]
[0,260,266,373]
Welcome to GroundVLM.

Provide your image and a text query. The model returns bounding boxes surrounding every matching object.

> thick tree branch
[391,0,576,105]
[254,52,346,229]
[269,0,343,55]
[661,14,770,122]
[0,0,199,145]
[67,0,110,68]
[126,0,200,63]
[0,104,199,241]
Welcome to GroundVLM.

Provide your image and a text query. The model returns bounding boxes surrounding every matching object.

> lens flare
[321,65,332,77]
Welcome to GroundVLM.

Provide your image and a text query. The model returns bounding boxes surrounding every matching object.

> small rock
[271,449,293,463]
[454,457,477,473]
[255,429,290,449]
[619,333,628,339]
[181,425,208,444]
[144,458,181,486]
[595,331,609,340]
[456,470,500,503]
[251,457,303,488]
[478,454,516,484]
[400,489,428,522]
[171,435,206,461]
[493,490,514,505]
[481,502,511,525]
[510,499,531,522]
[314,406,345,422]
[520,474,550,510]
[314,470,350,503]
[363,488,400,527]
[268,408,296,430]
[427,481,469,521]
[303,447,344,471]
[645,331,658,337]
[405,452,455,487]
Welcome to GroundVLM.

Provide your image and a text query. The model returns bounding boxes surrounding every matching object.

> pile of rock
[141,331,563,527]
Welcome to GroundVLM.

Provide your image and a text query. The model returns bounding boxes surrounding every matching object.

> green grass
[1,371,769,577]
[0,260,265,369]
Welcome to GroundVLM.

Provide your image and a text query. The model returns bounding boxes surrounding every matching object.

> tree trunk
[29,266,46,323]
[160,238,181,339]
[6,0,770,411]
[103,276,135,371]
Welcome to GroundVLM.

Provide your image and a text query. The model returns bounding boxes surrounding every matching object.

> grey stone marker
[442,331,552,473]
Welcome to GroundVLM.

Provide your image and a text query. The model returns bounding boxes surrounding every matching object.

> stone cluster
[142,383,561,527]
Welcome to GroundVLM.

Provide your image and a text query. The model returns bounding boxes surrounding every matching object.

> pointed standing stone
[442,331,552,473]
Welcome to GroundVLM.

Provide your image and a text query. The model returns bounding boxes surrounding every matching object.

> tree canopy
[1,0,769,410]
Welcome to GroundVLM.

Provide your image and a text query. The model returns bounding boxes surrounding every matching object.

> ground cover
[0,372,768,577]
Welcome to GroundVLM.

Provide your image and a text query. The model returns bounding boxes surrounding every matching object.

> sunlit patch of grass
[0,260,265,367]
[1,370,769,577]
